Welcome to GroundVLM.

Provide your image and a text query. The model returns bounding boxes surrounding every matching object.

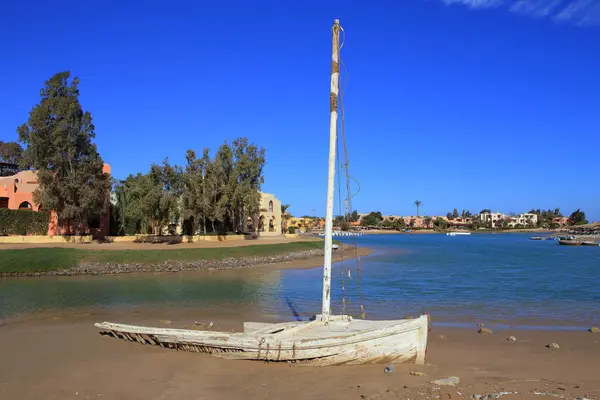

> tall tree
[182,149,211,234]
[0,141,24,165]
[230,138,265,233]
[17,72,109,233]
[569,209,588,226]
[452,208,459,219]
[414,200,422,217]
[144,159,183,234]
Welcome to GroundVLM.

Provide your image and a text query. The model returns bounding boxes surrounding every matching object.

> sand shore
[1,309,598,400]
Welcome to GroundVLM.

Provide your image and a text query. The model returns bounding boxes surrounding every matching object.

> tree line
[5,71,266,236]
[353,207,589,231]
[112,138,265,236]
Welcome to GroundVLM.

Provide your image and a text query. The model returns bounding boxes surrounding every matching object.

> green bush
[0,209,50,235]
[288,226,296,234]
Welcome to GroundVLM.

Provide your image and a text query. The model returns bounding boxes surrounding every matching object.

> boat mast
[321,19,341,323]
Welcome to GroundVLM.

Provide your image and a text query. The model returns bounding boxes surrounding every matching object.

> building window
[18,201,32,210]
[0,197,8,209]
[268,201,273,213]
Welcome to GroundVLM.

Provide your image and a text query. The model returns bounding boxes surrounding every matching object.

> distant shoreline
[362,228,558,235]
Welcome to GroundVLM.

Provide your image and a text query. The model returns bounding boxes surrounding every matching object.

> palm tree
[281,204,292,233]
[414,200,422,217]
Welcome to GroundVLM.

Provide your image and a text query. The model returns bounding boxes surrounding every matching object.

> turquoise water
[1,233,599,327]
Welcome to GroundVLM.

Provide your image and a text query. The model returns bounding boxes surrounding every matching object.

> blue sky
[1,0,599,220]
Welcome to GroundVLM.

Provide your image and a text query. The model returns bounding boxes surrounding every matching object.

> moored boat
[447,232,471,236]
[558,240,582,246]
[530,236,544,240]
[581,242,600,247]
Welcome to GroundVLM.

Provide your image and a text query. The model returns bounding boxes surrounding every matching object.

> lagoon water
[1,233,599,328]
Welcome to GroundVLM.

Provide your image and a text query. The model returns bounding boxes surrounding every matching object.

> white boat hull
[446,232,471,236]
[95,314,429,366]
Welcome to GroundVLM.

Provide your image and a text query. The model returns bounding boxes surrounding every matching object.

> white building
[478,212,506,228]
[507,213,538,228]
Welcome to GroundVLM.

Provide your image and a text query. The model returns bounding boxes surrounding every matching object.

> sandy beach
[1,309,598,400]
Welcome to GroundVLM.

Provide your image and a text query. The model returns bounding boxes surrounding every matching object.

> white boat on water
[446,232,471,236]
[94,20,429,367]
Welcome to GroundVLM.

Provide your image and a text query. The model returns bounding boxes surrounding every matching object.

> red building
[0,163,111,236]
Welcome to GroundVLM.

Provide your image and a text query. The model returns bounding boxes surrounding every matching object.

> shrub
[288,226,296,234]
[0,209,50,235]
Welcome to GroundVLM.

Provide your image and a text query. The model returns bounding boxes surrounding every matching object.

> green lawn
[0,241,324,273]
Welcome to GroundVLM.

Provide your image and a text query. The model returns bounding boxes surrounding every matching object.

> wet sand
[1,309,599,400]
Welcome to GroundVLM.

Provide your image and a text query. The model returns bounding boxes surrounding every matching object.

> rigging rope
[336,23,365,319]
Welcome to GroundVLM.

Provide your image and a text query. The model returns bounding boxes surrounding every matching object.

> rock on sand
[430,376,460,387]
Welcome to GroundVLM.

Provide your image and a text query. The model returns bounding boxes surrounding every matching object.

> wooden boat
[582,242,600,247]
[94,20,430,366]
[558,240,582,246]
[95,315,429,366]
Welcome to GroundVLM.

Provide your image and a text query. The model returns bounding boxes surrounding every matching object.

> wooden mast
[321,19,341,323]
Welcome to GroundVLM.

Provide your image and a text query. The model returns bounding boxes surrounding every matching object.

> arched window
[268,201,273,212]
[18,201,32,210]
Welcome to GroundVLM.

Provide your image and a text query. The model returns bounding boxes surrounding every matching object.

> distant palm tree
[414,200,422,217]
[281,204,292,233]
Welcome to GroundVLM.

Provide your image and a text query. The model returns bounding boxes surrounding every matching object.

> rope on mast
[336,22,365,320]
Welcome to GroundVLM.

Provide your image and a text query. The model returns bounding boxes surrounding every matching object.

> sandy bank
[1,310,598,400]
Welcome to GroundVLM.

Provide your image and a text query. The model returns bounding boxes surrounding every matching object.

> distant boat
[446,232,471,236]
[558,236,576,241]
[581,242,600,247]
[558,240,582,246]
[530,236,544,240]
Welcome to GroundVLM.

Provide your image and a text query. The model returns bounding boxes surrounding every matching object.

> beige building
[257,192,282,236]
